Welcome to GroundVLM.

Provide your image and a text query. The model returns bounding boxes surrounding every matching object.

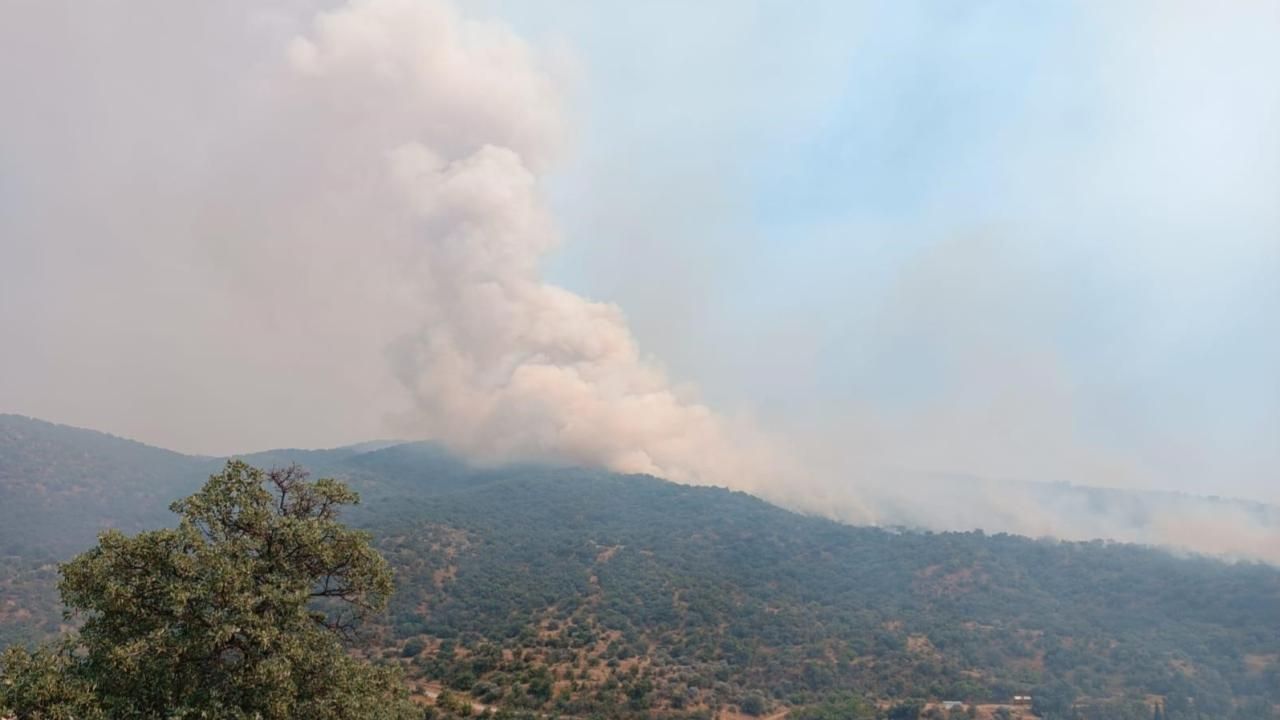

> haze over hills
[3,414,1276,564]
[2,413,1278,718]
[4,0,1277,547]
[1,1,1276,718]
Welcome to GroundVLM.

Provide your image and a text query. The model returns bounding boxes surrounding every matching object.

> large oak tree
[1,460,418,719]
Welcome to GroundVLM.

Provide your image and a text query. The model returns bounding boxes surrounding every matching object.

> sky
[0,1,1277,545]
[477,0,1280,503]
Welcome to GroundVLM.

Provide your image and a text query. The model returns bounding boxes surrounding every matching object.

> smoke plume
[0,0,1274,561]
[0,0,779,490]
[286,0,780,487]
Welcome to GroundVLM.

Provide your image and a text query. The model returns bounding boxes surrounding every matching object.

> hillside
[1,415,1278,719]
[0,414,210,554]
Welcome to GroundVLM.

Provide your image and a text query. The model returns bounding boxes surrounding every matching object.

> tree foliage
[1,460,416,719]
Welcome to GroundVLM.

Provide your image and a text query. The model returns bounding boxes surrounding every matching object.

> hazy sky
[480,0,1280,503]
[1,1,1277,511]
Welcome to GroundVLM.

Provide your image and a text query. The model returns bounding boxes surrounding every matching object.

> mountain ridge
[2,414,1278,718]
[4,413,1276,556]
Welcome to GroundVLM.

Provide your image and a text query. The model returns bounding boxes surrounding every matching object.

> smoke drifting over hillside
[293,0,783,488]
[0,0,779,489]
[0,1,1275,561]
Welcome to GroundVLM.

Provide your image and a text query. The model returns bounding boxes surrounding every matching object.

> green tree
[739,693,766,716]
[888,699,925,719]
[403,637,428,658]
[1034,680,1078,717]
[0,461,417,719]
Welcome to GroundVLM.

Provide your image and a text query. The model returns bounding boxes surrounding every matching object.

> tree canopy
[0,460,417,719]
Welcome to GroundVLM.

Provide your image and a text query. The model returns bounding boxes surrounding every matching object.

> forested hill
[1,414,1278,719]
[0,414,208,556]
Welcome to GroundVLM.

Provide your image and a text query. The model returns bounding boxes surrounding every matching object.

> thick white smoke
[0,0,1274,562]
[281,0,780,487]
[0,0,780,489]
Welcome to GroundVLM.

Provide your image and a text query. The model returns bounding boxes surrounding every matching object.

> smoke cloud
[0,0,779,490]
[0,0,1274,561]
[289,0,781,488]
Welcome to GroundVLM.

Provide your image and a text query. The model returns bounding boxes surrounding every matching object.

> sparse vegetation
[2,416,1279,719]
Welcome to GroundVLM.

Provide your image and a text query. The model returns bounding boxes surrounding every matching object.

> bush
[740,694,767,716]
